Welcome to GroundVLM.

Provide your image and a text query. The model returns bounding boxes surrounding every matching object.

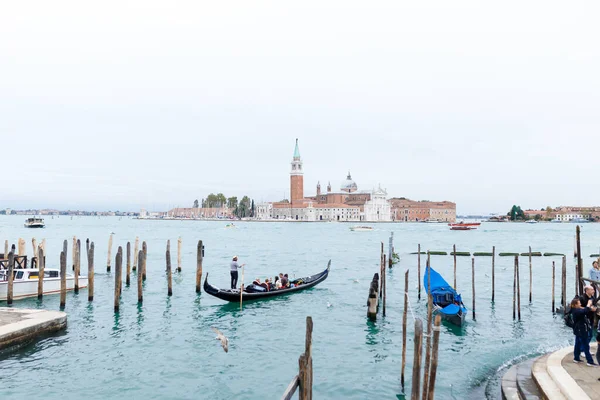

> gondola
[424,265,467,326]
[203,260,331,302]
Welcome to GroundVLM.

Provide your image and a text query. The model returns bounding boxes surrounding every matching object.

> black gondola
[203,260,331,302]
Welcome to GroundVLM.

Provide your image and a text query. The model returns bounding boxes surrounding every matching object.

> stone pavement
[0,307,66,352]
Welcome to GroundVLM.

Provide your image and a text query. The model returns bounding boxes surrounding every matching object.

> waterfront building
[390,198,456,222]
[167,206,234,219]
[363,186,392,221]
[269,140,392,221]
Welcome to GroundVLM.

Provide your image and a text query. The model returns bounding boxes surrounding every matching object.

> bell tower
[290,138,304,206]
[316,181,321,196]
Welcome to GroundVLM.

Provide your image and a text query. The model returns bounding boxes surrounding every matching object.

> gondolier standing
[230,256,245,289]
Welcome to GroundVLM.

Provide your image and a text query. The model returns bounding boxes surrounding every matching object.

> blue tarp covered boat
[423,266,467,326]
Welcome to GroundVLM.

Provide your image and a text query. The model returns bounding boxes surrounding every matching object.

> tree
[216,193,227,207]
[508,205,525,221]
[251,199,255,217]
[227,197,238,209]
[193,199,199,208]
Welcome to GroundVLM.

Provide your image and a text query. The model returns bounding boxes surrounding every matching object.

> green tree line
[194,193,255,218]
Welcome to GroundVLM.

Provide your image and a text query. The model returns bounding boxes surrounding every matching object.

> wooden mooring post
[382,255,387,317]
[166,240,173,296]
[401,270,408,391]
[388,232,393,268]
[513,256,517,320]
[492,246,495,302]
[426,314,442,400]
[114,246,122,312]
[133,236,139,271]
[107,233,113,272]
[367,273,380,321]
[528,246,532,302]
[379,242,384,298]
[18,238,26,258]
[37,246,45,299]
[60,248,67,308]
[137,250,144,303]
[88,242,95,301]
[552,261,556,313]
[282,316,313,400]
[3,240,7,260]
[422,254,433,400]
[411,319,424,400]
[576,225,583,296]
[418,244,422,300]
[126,242,131,286]
[31,238,38,265]
[561,256,567,312]
[142,241,147,281]
[74,239,80,293]
[472,257,476,320]
[453,244,457,289]
[516,256,521,320]
[7,251,14,305]
[196,240,203,293]
[177,237,182,272]
[72,236,77,271]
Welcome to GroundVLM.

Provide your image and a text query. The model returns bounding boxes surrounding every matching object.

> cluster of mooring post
[411,315,442,400]
[367,272,379,321]
[281,316,313,400]
[1,234,211,313]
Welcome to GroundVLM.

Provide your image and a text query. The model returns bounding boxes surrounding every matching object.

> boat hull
[0,277,88,301]
[204,261,330,303]
[439,309,466,326]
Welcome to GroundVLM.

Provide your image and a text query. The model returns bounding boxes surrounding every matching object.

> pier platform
[0,307,67,353]
[502,343,600,400]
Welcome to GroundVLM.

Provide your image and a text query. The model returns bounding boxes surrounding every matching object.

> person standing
[590,261,600,283]
[571,297,596,366]
[580,285,598,342]
[230,256,245,289]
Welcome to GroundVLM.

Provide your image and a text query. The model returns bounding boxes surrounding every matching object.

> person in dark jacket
[580,285,598,342]
[572,297,596,365]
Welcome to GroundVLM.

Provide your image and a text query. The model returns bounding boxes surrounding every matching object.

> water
[0,216,593,399]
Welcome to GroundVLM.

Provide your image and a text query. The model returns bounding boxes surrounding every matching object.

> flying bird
[211,327,229,353]
[353,279,359,283]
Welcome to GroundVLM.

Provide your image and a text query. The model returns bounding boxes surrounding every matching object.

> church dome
[341,172,358,193]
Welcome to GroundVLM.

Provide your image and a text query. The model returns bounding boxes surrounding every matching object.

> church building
[261,140,392,221]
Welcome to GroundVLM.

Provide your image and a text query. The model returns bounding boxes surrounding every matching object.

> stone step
[516,357,542,400]
[502,363,522,400]
[531,353,566,400]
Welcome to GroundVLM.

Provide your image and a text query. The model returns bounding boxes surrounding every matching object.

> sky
[1,1,599,214]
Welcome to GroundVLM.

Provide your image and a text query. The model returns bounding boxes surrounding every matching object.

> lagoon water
[0,216,596,399]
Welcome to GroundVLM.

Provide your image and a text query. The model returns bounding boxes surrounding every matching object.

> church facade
[260,140,392,222]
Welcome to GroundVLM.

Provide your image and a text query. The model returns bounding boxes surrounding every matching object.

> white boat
[350,226,374,232]
[526,220,538,224]
[24,217,45,228]
[423,219,441,223]
[0,268,87,301]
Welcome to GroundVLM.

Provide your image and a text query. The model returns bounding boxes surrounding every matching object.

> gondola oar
[240,266,244,310]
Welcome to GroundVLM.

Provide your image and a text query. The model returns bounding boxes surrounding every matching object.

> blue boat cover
[440,304,462,315]
[423,266,466,315]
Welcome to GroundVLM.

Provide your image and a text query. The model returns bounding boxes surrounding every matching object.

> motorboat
[448,221,480,230]
[350,226,374,231]
[24,217,45,228]
[526,220,538,224]
[0,268,87,301]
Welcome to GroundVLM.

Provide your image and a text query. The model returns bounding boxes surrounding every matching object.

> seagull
[485,273,490,277]
[353,279,359,283]
[211,327,229,353]
[327,302,333,308]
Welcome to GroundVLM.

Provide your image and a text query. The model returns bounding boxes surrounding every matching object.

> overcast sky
[1,1,599,214]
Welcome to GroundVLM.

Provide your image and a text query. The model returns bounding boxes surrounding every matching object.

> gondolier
[230,256,245,289]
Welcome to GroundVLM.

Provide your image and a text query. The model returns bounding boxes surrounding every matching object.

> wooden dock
[0,308,67,353]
